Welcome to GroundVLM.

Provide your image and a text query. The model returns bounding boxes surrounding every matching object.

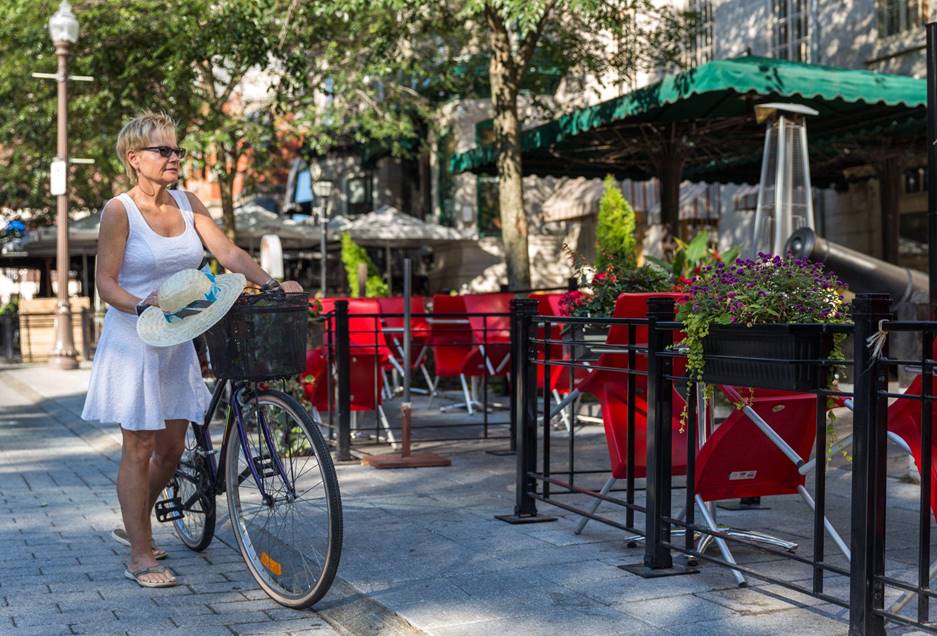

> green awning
[450,56,926,185]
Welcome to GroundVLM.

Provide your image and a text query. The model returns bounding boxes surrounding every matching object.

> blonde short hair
[116,111,177,182]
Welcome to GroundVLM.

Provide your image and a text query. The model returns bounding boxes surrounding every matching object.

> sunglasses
[141,146,187,159]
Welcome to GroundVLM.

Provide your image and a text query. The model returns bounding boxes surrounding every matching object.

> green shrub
[595,175,636,271]
[340,232,389,297]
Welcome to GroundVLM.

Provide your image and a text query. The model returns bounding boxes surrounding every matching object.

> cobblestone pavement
[0,365,345,636]
[4,363,933,635]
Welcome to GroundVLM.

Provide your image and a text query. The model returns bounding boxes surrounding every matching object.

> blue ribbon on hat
[162,266,222,323]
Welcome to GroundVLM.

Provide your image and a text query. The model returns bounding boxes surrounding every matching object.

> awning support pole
[928,21,937,318]
[877,156,901,264]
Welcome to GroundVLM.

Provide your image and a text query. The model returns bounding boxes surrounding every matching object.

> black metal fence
[316,299,519,461]
[505,292,937,635]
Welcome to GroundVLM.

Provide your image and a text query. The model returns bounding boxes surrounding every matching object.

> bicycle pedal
[252,456,279,478]
[154,497,184,523]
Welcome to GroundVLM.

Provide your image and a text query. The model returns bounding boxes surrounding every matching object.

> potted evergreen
[676,253,850,392]
[560,176,671,318]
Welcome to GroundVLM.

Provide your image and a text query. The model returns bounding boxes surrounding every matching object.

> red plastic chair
[586,293,686,477]
[376,296,435,395]
[573,293,688,534]
[461,292,514,376]
[687,383,850,586]
[302,297,395,443]
[530,293,569,394]
[428,294,494,414]
[877,370,937,612]
[695,388,817,502]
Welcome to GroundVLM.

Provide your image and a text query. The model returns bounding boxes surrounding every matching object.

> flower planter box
[701,324,831,392]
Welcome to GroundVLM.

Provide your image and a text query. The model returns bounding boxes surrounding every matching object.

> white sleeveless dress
[81,190,212,431]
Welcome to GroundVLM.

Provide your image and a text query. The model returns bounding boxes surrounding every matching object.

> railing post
[502,300,522,454]
[849,293,891,636]
[335,300,352,462]
[625,296,694,577]
[496,298,555,524]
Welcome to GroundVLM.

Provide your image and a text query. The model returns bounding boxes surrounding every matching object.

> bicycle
[157,291,343,608]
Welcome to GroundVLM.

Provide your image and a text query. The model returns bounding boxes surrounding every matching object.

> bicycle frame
[189,378,297,506]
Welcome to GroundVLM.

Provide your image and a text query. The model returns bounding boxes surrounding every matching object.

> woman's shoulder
[102,195,128,218]
[100,196,130,231]
[174,189,209,216]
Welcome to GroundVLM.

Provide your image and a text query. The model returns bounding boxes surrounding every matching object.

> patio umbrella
[344,205,471,247]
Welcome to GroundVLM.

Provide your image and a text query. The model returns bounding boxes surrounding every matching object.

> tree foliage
[340,232,389,297]
[0,0,294,237]
[283,1,696,287]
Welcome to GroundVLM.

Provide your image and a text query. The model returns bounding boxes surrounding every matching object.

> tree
[340,232,389,297]
[595,175,637,271]
[285,1,692,288]
[0,0,294,239]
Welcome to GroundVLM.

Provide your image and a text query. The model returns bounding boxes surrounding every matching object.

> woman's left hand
[281,280,303,293]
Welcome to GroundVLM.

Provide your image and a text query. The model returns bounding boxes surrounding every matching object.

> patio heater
[749,103,819,257]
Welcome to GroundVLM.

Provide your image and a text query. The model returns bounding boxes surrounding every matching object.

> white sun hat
[137,267,246,347]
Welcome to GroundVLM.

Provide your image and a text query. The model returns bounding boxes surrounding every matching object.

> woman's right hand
[142,291,159,307]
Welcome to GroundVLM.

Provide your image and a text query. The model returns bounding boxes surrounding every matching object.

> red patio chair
[429,294,496,414]
[302,297,396,443]
[376,296,435,395]
[530,292,587,431]
[828,346,937,612]
[573,293,688,533]
[461,292,514,377]
[690,384,837,585]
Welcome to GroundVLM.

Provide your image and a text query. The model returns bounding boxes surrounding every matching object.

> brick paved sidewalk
[5,362,912,635]
[0,365,346,636]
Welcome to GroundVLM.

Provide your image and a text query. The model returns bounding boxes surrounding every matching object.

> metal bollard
[335,300,352,462]
[496,298,554,524]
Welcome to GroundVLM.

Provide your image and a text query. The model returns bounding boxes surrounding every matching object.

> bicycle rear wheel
[166,423,216,551]
[225,389,342,608]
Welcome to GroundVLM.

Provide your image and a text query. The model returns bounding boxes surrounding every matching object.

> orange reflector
[260,551,282,576]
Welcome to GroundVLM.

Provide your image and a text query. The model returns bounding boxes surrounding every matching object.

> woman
[81,111,302,588]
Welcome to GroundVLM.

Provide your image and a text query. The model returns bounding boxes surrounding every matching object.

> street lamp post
[313,179,333,295]
[47,1,79,370]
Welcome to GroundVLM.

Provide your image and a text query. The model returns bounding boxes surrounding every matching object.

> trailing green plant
[647,230,740,290]
[340,232,389,297]
[675,253,851,438]
[595,175,637,271]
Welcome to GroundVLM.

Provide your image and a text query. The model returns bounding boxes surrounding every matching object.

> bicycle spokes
[225,390,341,607]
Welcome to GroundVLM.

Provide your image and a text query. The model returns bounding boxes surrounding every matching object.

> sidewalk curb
[0,367,425,636]
[315,578,428,636]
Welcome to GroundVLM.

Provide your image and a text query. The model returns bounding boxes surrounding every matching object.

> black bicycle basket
[205,292,310,381]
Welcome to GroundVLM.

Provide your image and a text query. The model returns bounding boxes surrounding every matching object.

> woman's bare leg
[117,428,174,585]
[148,419,189,510]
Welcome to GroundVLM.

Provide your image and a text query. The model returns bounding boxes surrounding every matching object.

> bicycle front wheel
[225,389,342,608]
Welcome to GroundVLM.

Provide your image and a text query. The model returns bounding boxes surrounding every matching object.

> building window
[345,174,373,215]
[771,0,810,62]
[877,0,921,37]
[683,0,714,67]
[476,175,501,236]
